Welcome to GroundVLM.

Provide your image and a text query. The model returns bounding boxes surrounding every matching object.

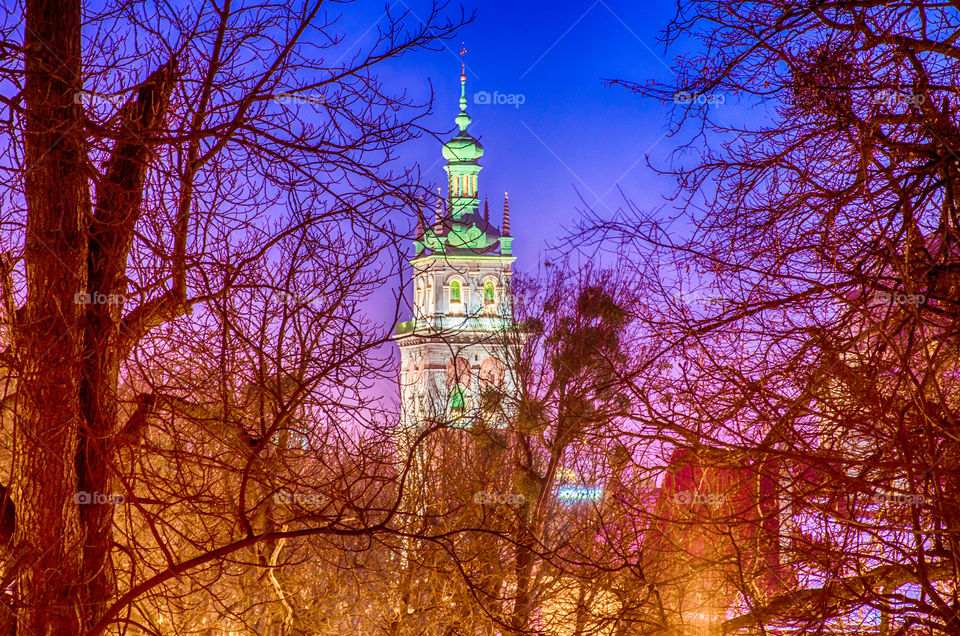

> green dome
[442,132,484,163]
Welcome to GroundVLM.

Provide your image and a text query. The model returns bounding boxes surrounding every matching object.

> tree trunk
[16,0,87,631]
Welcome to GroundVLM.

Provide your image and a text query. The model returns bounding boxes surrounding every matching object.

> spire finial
[502,191,511,236]
[484,197,490,223]
[455,43,470,131]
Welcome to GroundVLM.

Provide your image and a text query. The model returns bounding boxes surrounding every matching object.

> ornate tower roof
[415,54,513,259]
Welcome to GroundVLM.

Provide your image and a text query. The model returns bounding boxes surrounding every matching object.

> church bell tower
[393,62,518,431]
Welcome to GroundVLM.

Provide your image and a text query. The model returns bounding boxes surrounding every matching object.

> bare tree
[0,0,468,632]
[577,0,960,633]
[499,268,640,633]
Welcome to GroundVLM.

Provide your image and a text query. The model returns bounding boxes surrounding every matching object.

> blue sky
[336,0,683,272]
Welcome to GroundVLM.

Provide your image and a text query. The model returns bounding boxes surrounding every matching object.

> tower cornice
[409,253,516,267]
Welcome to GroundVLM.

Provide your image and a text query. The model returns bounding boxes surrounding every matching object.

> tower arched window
[446,357,471,421]
[446,357,472,389]
[478,357,505,387]
[483,280,496,314]
[449,280,463,314]
[449,386,466,413]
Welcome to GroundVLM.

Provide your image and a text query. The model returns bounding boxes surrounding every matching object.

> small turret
[499,192,513,255]
[433,188,443,232]
[412,196,426,256]
[502,192,511,236]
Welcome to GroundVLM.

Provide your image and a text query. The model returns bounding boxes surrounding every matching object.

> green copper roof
[442,134,484,163]
[420,220,499,253]
[412,66,513,260]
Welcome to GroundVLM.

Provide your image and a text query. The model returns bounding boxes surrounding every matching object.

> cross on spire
[455,43,470,129]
